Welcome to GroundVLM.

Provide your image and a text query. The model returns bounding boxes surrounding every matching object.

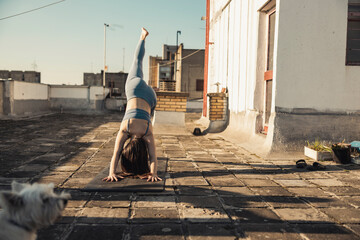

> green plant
[306,140,332,152]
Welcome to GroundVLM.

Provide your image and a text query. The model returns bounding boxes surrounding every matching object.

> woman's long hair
[120,137,150,176]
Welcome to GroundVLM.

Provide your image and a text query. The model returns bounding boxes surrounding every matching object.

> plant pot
[304,146,333,161]
[332,147,351,164]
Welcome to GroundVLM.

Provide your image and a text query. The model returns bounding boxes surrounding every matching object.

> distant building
[149,44,205,99]
[0,70,40,83]
[175,44,205,99]
[83,71,128,96]
[149,56,162,88]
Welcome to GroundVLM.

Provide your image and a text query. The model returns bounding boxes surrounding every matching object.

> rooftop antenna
[31,60,38,71]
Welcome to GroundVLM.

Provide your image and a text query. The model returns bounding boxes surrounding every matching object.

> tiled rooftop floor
[1,113,360,239]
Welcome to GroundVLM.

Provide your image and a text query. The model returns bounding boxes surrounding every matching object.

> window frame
[346,1,360,65]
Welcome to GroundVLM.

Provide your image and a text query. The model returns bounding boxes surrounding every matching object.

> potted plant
[332,141,351,164]
[304,140,333,161]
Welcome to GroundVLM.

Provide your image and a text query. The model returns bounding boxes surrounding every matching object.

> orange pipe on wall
[203,0,210,117]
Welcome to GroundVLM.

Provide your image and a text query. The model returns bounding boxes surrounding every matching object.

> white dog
[0,181,70,240]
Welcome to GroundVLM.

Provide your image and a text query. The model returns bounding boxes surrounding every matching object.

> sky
[0,0,206,85]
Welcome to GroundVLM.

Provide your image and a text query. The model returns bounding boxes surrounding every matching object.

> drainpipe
[202,0,210,117]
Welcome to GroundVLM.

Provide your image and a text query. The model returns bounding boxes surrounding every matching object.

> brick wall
[155,91,188,112]
[208,93,227,120]
[159,81,176,91]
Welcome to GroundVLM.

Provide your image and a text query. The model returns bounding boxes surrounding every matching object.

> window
[346,0,360,65]
[196,79,204,91]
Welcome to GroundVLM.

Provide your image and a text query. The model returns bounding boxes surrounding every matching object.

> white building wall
[207,0,360,153]
[208,0,268,114]
[275,0,360,112]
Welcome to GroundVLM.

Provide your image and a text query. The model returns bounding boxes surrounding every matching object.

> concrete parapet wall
[153,111,185,126]
[49,86,108,111]
[2,80,50,116]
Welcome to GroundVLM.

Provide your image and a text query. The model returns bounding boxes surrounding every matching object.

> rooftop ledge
[156,91,189,97]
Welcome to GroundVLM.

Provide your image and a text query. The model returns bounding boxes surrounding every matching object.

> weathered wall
[0,70,40,83]
[50,85,108,111]
[0,81,3,114]
[275,0,360,112]
[270,0,360,149]
[149,56,162,88]
[177,46,205,100]
[13,81,48,100]
[3,81,49,115]
[13,81,49,115]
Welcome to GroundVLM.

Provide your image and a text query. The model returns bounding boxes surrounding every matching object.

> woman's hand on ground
[102,173,124,182]
[147,174,162,182]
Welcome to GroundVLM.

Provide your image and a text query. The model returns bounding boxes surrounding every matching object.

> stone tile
[37,224,70,240]
[180,208,230,223]
[241,179,279,187]
[62,177,93,189]
[239,223,302,240]
[35,173,70,186]
[341,196,360,208]
[214,187,254,196]
[178,196,222,208]
[287,187,331,197]
[187,224,238,240]
[234,173,268,179]
[322,209,360,223]
[174,177,209,186]
[57,208,81,224]
[221,196,267,208]
[322,186,360,196]
[274,179,313,187]
[205,176,244,187]
[346,224,360,236]
[130,208,180,223]
[303,196,353,208]
[274,208,331,223]
[268,173,301,180]
[129,223,184,240]
[66,224,128,240]
[250,186,293,196]
[227,208,282,223]
[137,186,176,195]
[175,186,214,196]
[0,177,30,185]
[296,171,331,179]
[78,207,129,223]
[293,223,359,240]
[86,192,130,208]
[133,196,176,208]
[263,196,310,208]
[308,178,345,187]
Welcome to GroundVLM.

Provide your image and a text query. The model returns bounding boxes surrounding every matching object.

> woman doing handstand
[103,28,162,182]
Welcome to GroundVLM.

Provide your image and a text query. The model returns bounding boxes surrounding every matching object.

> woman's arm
[145,132,162,182]
[103,128,129,182]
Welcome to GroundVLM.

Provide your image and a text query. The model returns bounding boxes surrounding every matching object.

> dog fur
[0,181,70,240]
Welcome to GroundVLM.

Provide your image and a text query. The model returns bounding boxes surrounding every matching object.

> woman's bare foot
[141,27,149,40]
